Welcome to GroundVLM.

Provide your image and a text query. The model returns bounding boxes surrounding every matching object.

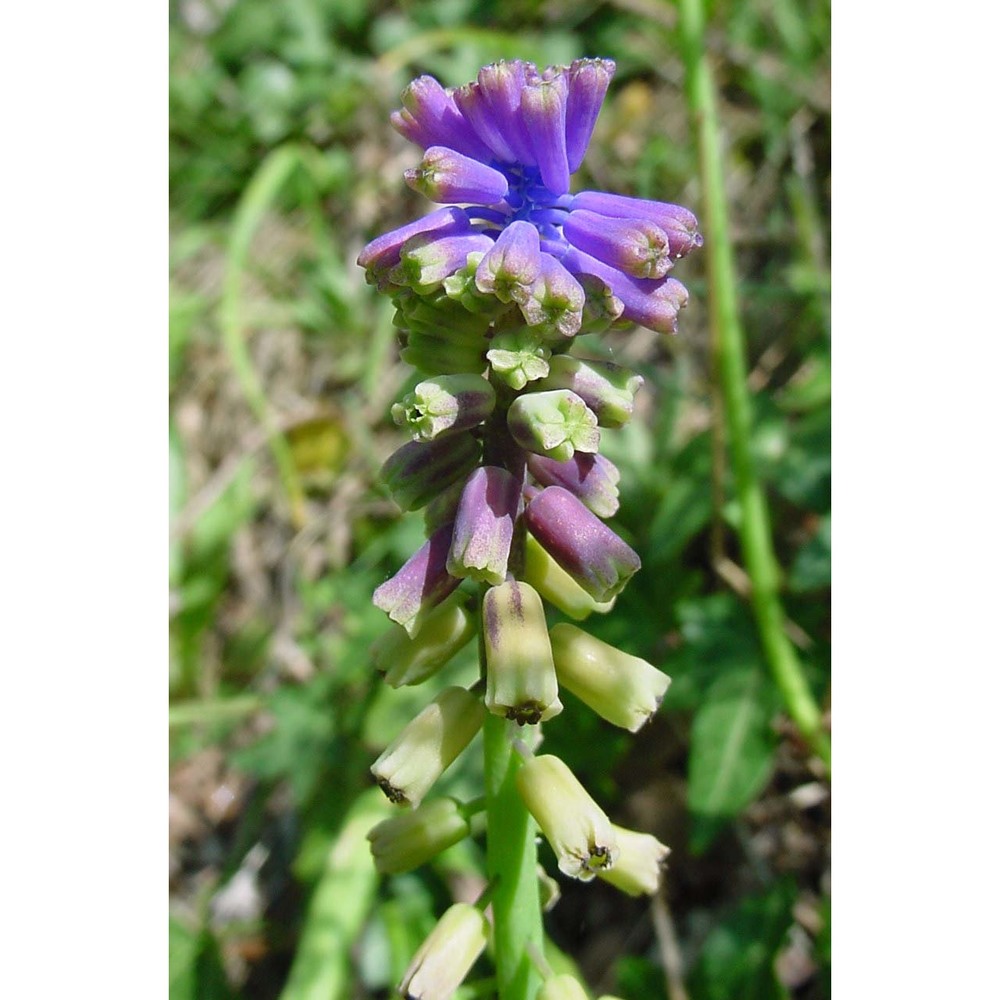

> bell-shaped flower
[507,390,600,463]
[372,522,461,637]
[597,824,670,897]
[526,451,620,519]
[367,797,472,875]
[521,534,615,621]
[372,595,475,688]
[371,686,485,808]
[516,753,618,880]
[483,580,563,725]
[549,623,670,732]
[447,466,521,586]
[523,486,640,603]
[398,902,490,1000]
[475,219,543,305]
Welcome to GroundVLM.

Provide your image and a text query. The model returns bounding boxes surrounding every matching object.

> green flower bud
[391,374,496,442]
[483,581,563,726]
[443,252,510,315]
[539,975,590,1000]
[486,327,551,390]
[507,389,600,463]
[549,623,670,732]
[521,534,615,621]
[366,797,471,875]
[399,902,490,1000]
[516,754,618,880]
[597,824,670,897]
[372,687,485,808]
[372,595,476,688]
[535,354,643,429]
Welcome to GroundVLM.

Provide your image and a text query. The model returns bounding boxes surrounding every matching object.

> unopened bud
[447,466,522,586]
[372,595,475,688]
[597,824,670,897]
[486,327,551,390]
[392,374,496,442]
[380,433,480,512]
[507,389,599,463]
[371,686,485,808]
[483,580,563,725]
[535,354,643,429]
[475,220,543,305]
[549,623,670,732]
[516,754,618,880]
[404,145,509,205]
[367,797,471,875]
[391,232,494,294]
[519,253,585,339]
[527,451,620,518]
[398,902,490,1000]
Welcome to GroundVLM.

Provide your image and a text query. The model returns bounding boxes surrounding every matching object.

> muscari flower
[359,59,701,338]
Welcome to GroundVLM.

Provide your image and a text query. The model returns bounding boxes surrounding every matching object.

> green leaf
[788,514,831,592]
[688,669,777,853]
[688,880,796,1000]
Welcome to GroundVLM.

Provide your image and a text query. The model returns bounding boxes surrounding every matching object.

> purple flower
[359,59,700,337]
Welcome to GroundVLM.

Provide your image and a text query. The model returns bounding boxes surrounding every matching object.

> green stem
[483,705,543,998]
[677,0,831,770]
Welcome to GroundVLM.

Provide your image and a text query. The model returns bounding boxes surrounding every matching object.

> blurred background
[168,0,830,996]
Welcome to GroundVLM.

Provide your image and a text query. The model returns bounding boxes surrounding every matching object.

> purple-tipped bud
[486,327,551,391]
[519,253,586,338]
[562,246,689,335]
[570,191,703,259]
[516,753,618,880]
[367,797,471,875]
[521,72,570,195]
[371,686,484,808]
[447,466,521,586]
[483,580,562,725]
[393,75,495,162]
[379,433,480,511]
[597,824,671,897]
[527,452,620,518]
[392,374,496,442]
[565,58,616,173]
[476,60,536,165]
[404,146,510,205]
[576,272,625,335]
[453,81,519,163]
[398,902,490,1000]
[358,207,471,288]
[372,595,476,688]
[507,390,600,463]
[563,208,673,280]
[372,522,462,637]
[523,486,640,603]
[474,220,542,305]
[535,354,643,429]
[391,232,495,294]
[549,623,670,732]
[522,534,615,621]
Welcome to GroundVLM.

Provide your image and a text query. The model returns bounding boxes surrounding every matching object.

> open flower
[359,59,700,337]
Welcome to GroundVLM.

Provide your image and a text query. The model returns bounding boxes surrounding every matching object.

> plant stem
[677,0,831,770]
[483,690,543,998]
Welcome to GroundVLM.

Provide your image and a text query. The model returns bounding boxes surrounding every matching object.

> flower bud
[372,522,461,637]
[393,75,494,161]
[507,390,599,463]
[549,623,670,732]
[453,81,519,164]
[523,486,640,603]
[371,686,485,808]
[475,220,543,305]
[379,433,480,512]
[597,824,670,897]
[570,191,703,259]
[534,355,643,429]
[366,797,471,875]
[483,580,563,725]
[398,902,490,1000]
[423,478,467,533]
[486,327,551,390]
[576,272,624,335]
[539,975,590,1000]
[372,595,476,688]
[442,252,507,315]
[391,232,495,294]
[476,61,536,165]
[399,331,488,375]
[565,58,616,173]
[358,207,471,289]
[564,208,673,280]
[516,754,618,880]
[519,253,585,339]
[447,466,521,586]
[392,374,496,442]
[520,73,570,195]
[405,145,510,205]
[522,534,614,621]
[527,452,620,518]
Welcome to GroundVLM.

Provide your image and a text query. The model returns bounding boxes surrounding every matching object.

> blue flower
[359,59,702,337]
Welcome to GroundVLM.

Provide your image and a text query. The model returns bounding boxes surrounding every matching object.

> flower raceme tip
[359,58,702,337]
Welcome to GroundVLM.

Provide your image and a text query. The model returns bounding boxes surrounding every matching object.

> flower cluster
[360,57,698,1000]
